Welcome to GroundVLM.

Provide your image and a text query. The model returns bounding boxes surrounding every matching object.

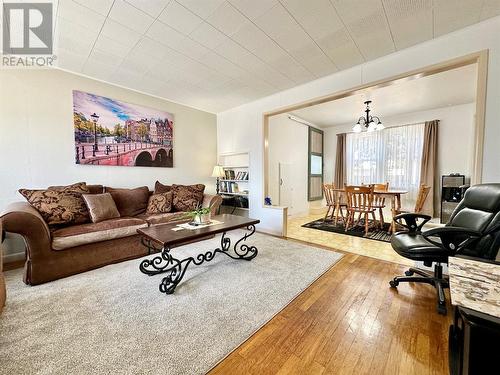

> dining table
[333,187,408,234]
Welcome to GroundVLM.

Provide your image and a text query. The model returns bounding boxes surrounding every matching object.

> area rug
[0,231,342,375]
[302,218,392,242]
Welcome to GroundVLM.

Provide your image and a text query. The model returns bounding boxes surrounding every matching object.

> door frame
[308,126,324,201]
[263,50,488,201]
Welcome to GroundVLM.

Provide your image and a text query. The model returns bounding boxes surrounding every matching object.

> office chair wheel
[404,270,414,276]
[437,304,447,315]
[389,279,399,288]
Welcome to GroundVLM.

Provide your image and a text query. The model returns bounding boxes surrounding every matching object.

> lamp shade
[211,165,225,178]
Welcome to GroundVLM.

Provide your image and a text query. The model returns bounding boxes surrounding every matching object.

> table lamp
[211,165,225,194]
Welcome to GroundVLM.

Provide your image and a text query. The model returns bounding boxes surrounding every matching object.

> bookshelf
[218,152,250,217]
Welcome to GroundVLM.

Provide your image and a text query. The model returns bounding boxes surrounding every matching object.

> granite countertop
[449,256,500,318]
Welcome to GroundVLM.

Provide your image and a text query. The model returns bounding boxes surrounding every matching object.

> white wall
[323,103,476,210]
[268,114,309,216]
[0,69,217,258]
[217,16,500,235]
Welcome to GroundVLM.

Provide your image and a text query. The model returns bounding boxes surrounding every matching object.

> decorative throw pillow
[19,183,90,226]
[146,191,173,214]
[154,181,171,194]
[105,186,150,217]
[82,193,120,223]
[171,184,205,212]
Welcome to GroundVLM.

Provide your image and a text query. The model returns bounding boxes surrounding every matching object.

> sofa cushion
[19,183,90,226]
[105,186,149,217]
[154,180,171,194]
[136,212,188,225]
[82,193,120,223]
[171,184,205,212]
[51,217,147,250]
[146,191,173,214]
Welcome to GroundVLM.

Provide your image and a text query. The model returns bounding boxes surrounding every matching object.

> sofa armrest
[0,202,52,261]
[202,194,223,216]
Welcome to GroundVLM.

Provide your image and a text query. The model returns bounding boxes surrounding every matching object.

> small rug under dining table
[302,218,393,242]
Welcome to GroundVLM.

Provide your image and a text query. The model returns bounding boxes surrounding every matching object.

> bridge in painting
[76,142,173,167]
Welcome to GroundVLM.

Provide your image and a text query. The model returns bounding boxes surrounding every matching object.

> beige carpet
[0,231,342,374]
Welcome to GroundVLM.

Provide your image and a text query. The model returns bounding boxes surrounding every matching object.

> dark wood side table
[137,214,260,295]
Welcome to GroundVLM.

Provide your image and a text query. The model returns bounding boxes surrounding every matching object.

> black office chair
[389,183,500,315]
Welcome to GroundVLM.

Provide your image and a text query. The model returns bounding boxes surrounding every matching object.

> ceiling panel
[158,1,203,34]
[207,1,251,36]
[177,0,226,18]
[73,0,114,16]
[108,0,154,34]
[189,22,227,49]
[433,0,483,36]
[332,0,395,60]
[382,0,433,49]
[481,0,500,20]
[229,0,278,21]
[100,19,142,49]
[124,0,171,18]
[58,0,106,30]
[146,20,185,50]
[254,4,336,77]
[93,34,132,59]
[281,0,363,70]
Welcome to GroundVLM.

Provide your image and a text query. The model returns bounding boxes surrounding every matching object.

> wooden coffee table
[137,214,260,295]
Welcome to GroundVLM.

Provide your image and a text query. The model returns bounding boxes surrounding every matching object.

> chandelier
[353,100,384,133]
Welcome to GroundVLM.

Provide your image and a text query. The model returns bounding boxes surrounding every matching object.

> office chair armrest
[423,226,482,253]
[393,213,432,233]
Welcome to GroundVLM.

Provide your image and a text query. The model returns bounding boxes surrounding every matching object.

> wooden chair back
[362,182,389,206]
[373,182,389,192]
[323,184,336,206]
[345,185,374,211]
[414,184,431,213]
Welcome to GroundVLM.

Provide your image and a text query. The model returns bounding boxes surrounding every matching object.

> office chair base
[389,265,449,315]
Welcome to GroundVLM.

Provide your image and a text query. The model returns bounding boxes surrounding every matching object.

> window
[346,123,425,209]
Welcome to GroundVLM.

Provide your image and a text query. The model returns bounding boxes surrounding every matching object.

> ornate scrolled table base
[139,225,258,294]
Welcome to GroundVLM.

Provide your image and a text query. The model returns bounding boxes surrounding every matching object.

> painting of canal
[73,90,174,167]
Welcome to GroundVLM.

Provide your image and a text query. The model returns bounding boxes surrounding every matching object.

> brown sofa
[0,184,222,286]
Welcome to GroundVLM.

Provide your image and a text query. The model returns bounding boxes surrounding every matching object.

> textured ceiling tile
[58,0,106,30]
[146,21,186,50]
[433,0,483,36]
[229,0,278,21]
[190,22,227,49]
[177,0,226,18]
[124,0,171,18]
[73,0,114,16]
[332,0,395,60]
[108,0,155,34]
[100,19,143,49]
[207,1,251,35]
[158,1,203,34]
[94,34,132,59]
[382,0,433,50]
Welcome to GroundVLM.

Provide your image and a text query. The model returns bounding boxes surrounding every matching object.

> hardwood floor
[210,239,451,375]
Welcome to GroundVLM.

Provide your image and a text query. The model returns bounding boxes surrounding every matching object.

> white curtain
[346,123,425,210]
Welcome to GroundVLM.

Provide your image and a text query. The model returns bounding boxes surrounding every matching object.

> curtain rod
[340,119,439,135]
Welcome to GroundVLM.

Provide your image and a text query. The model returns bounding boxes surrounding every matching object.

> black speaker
[441,174,466,223]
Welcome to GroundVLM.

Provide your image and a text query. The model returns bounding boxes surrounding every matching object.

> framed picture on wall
[73,90,174,167]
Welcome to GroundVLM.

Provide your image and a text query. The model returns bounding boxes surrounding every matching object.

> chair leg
[378,207,385,228]
[323,206,331,222]
[370,211,378,230]
[344,212,352,232]
[364,213,369,235]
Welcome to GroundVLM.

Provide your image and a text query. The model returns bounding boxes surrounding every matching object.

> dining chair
[363,182,389,228]
[323,184,346,224]
[344,185,378,235]
[395,184,431,215]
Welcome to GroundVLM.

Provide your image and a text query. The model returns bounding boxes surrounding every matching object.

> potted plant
[187,204,212,225]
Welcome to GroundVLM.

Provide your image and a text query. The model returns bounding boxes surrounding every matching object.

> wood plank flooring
[210,239,451,375]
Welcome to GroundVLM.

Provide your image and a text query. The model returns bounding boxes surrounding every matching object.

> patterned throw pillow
[154,181,171,194]
[171,184,205,212]
[19,183,90,226]
[146,191,173,214]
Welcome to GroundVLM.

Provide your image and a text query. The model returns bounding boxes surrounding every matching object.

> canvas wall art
[73,90,174,167]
